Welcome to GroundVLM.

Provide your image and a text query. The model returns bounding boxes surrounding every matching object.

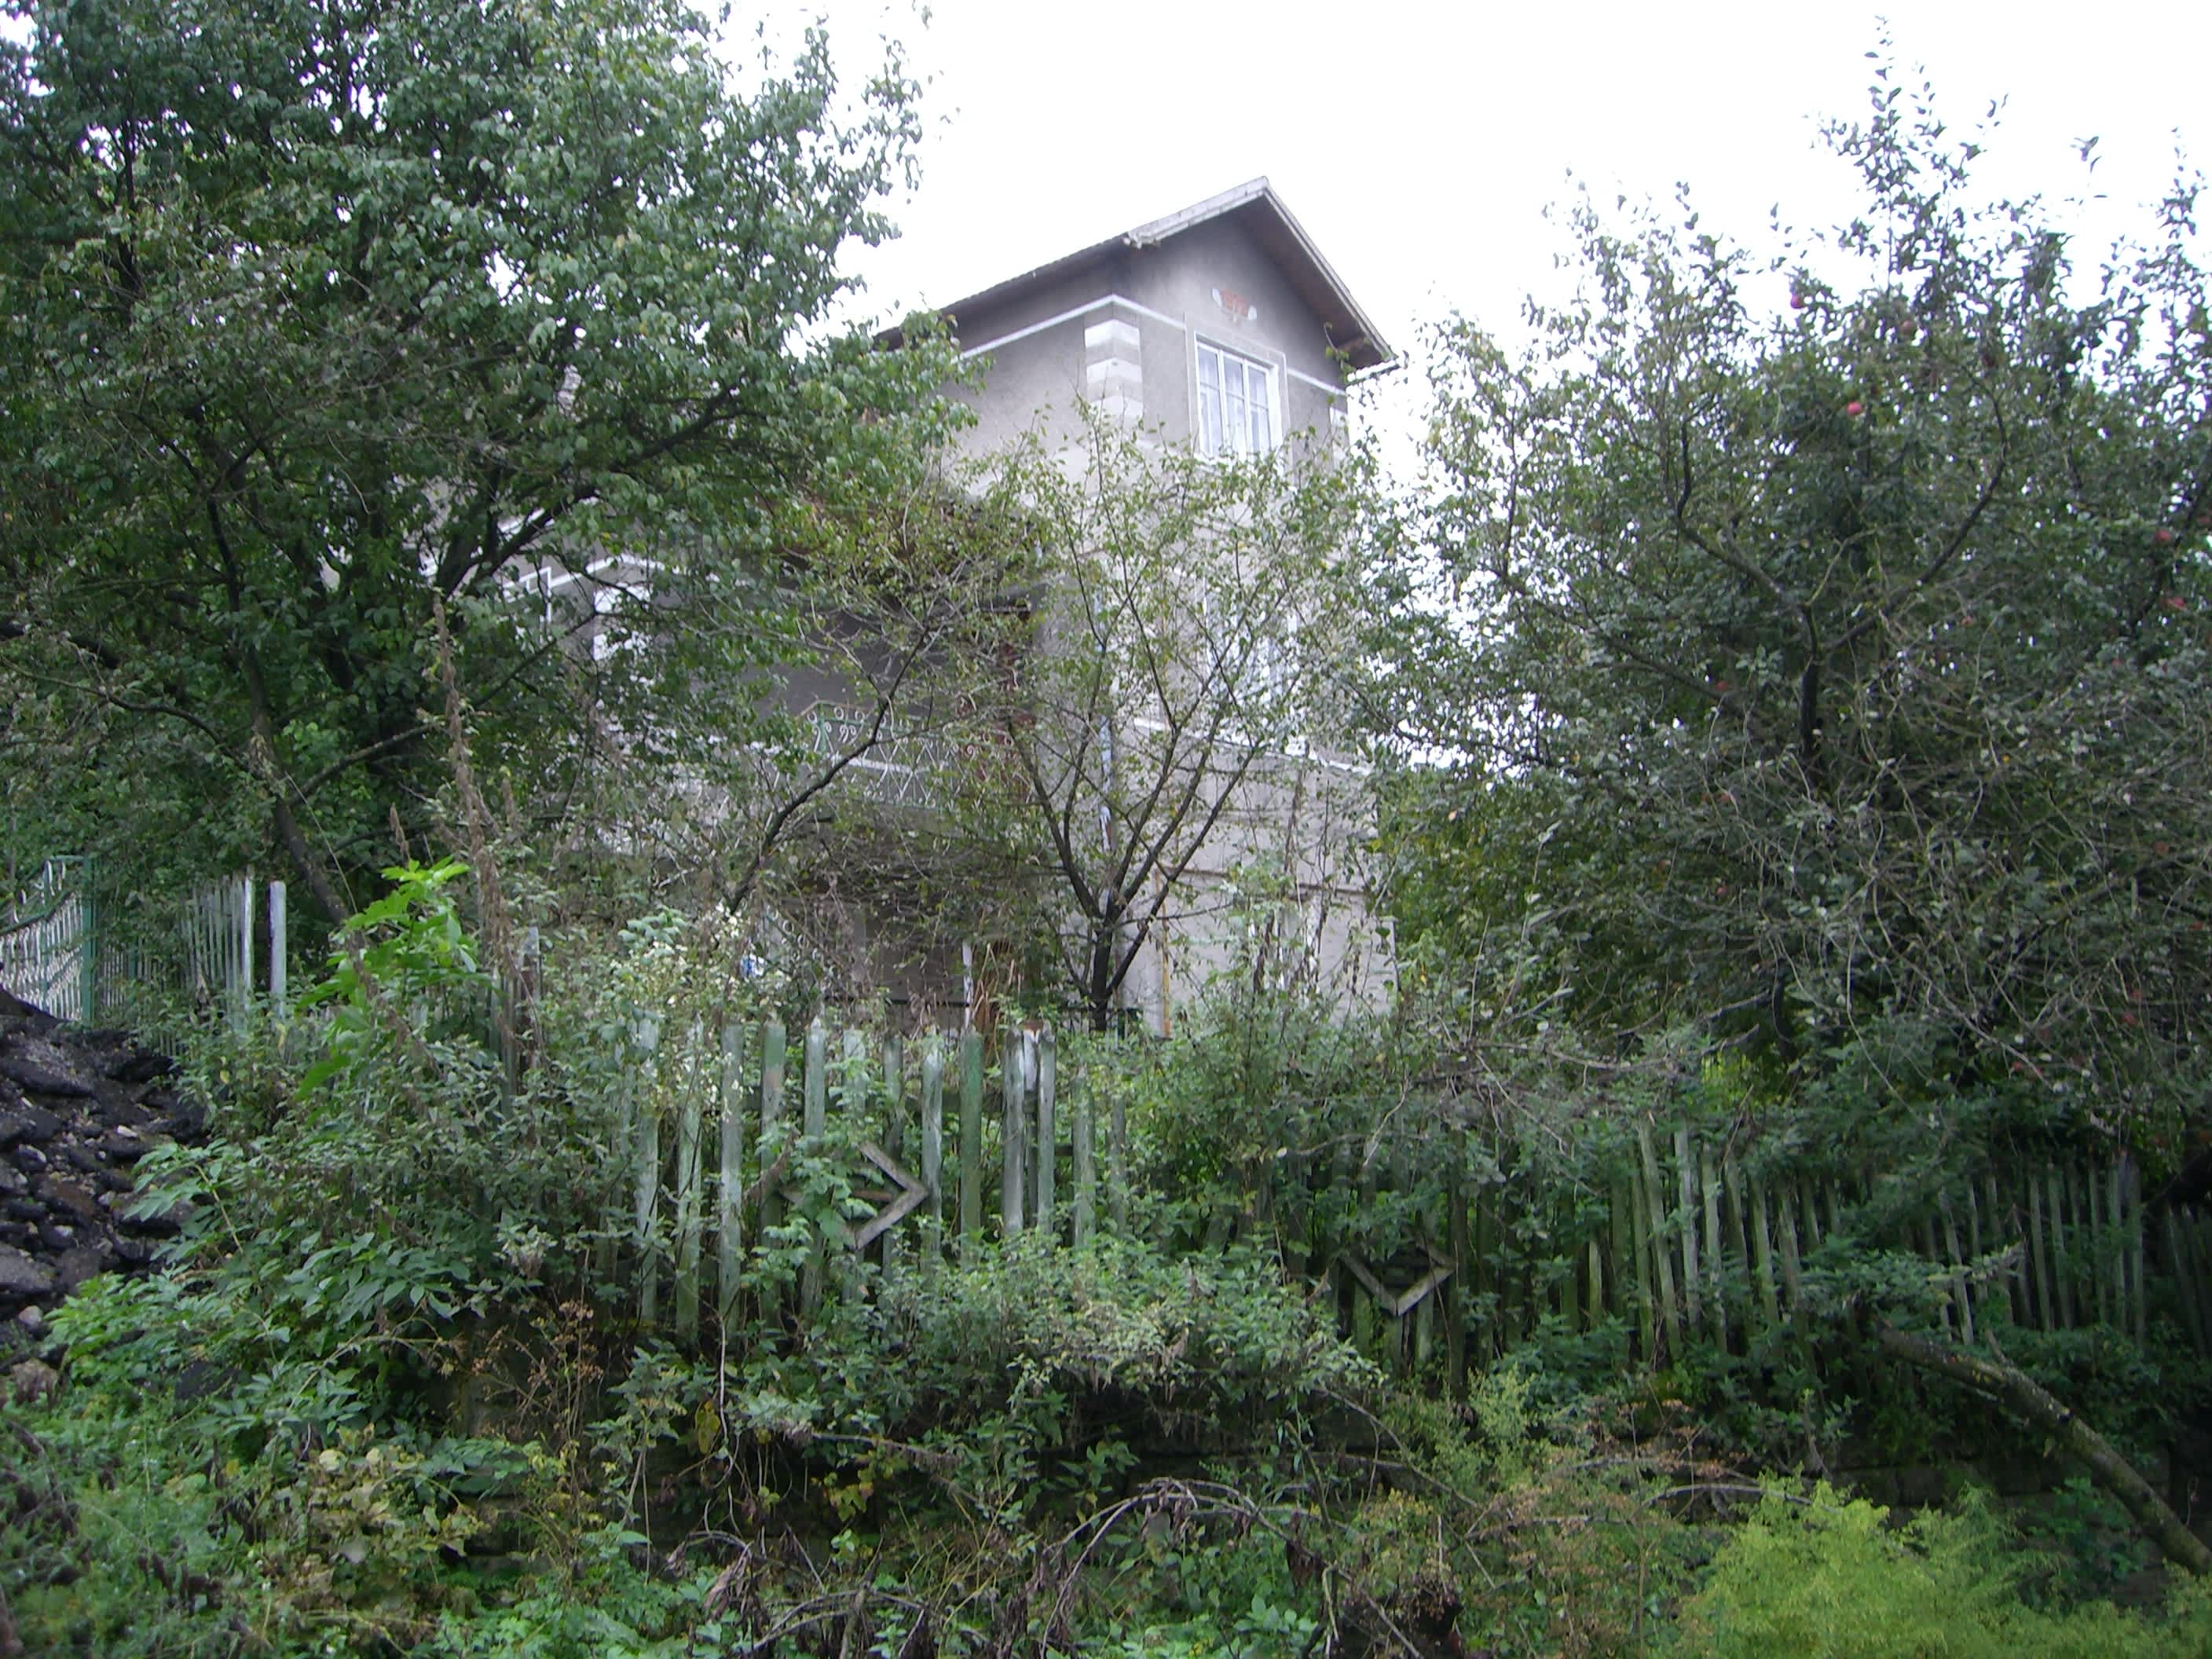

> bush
[1679,1483,2212,1658]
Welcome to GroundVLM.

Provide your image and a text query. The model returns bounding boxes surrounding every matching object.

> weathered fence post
[1636,1122,1681,1357]
[672,1022,705,1342]
[1035,1025,1057,1240]
[1001,1027,1029,1236]
[239,876,255,1032]
[598,1009,641,1287]
[1699,1141,1725,1350]
[959,1030,983,1262]
[1674,1127,1701,1336]
[631,1013,664,1326]
[759,1019,787,1320]
[800,1019,829,1315]
[921,1036,944,1265]
[1072,1057,1096,1247]
[716,1020,747,1328]
[881,1034,905,1269]
[1108,1084,1130,1233]
[268,881,287,1011]
[837,1027,868,1301]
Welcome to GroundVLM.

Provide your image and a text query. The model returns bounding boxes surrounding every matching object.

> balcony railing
[801,709,955,811]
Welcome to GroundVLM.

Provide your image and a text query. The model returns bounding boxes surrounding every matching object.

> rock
[0,1004,193,1319]
[9,1357,60,1405]
[0,1055,94,1099]
[0,1104,62,1146]
[0,1245,55,1298]
[161,1094,208,1141]
[95,1097,159,1130]
[120,1196,189,1238]
[54,1243,112,1293]
[62,1143,106,1176]
[104,1049,176,1085]
[36,1176,101,1224]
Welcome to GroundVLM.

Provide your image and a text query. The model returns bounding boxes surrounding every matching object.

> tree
[1372,67,2212,1123]
[961,411,1370,1031]
[0,0,962,922]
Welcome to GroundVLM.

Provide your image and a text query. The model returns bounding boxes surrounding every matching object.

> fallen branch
[1877,1324,2211,1577]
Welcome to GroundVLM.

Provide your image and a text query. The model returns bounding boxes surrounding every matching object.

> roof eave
[917,178,1393,376]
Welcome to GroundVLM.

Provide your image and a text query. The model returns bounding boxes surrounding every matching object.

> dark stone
[0,1222,31,1250]
[38,1223,78,1251]
[0,1245,54,1297]
[36,1176,102,1224]
[0,1055,94,1099]
[95,1167,133,1195]
[2,1197,42,1223]
[104,1049,176,1085]
[100,1130,146,1164]
[0,1163,24,1196]
[53,1243,111,1294]
[0,1104,62,1145]
[120,1197,189,1238]
[162,1094,208,1141]
[112,1235,155,1268]
[62,1142,106,1175]
[174,1357,247,1403]
[96,1097,159,1130]
[11,1143,47,1174]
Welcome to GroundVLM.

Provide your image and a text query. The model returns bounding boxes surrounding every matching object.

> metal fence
[0,859,288,1028]
[0,858,97,1022]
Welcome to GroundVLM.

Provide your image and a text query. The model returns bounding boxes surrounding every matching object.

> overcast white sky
[814,0,2208,400]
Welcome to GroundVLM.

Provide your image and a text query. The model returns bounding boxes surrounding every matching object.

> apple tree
[1371,68,2212,1126]
[0,0,963,921]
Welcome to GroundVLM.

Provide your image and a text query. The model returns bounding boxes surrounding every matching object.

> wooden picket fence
[601,1016,1130,1342]
[604,1015,2212,1379]
[1397,1123,2195,1386]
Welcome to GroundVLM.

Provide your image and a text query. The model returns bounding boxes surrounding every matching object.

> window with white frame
[1196,341,1276,458]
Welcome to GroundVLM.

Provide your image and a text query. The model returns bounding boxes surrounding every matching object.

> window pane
[1198,349,1222,454]
[1196,346,1276,456]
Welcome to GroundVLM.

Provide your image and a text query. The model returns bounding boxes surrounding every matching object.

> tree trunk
[1877,1324,2211,1576]
[1085,913,1118,1032]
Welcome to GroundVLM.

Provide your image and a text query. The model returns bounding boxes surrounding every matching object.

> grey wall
[946,214,1350,461]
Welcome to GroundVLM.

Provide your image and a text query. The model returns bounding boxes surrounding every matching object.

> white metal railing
[0,861,289,1027]
[801,709,956,810]
[0,858,96,1022]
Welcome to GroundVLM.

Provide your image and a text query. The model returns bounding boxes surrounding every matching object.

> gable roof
[928,178,1394,374]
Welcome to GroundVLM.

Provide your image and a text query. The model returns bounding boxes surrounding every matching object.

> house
[928,177,1391,465]
[859,178,1400,1032]
[526,180,1397,1032]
